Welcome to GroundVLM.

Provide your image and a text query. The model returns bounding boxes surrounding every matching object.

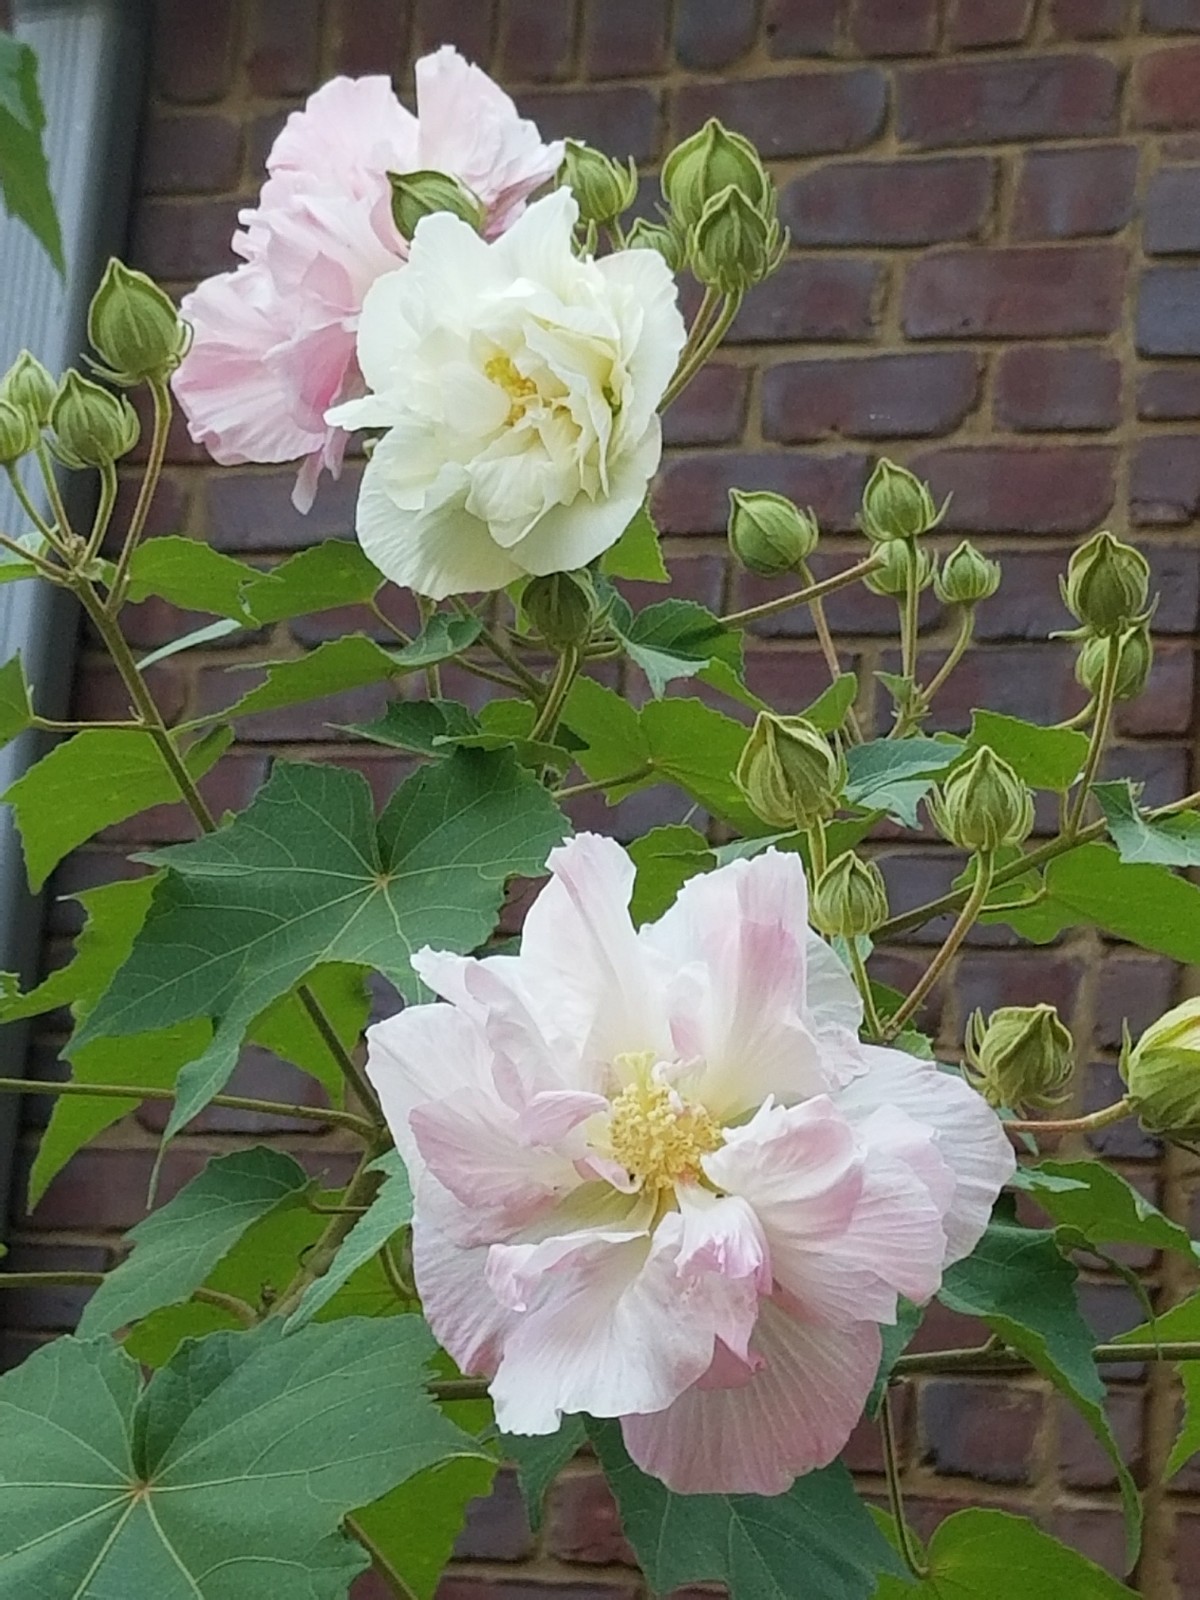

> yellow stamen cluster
[606,1076,722,1192]
[484,353,539,425]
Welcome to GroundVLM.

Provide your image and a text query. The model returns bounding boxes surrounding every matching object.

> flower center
[484,353,539,426]
[606,1073,722,1192]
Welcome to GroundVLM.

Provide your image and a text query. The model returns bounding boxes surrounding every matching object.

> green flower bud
[558,141,638,228]
[389,169,486,240]
[811,852,889,939]
[964,1003,1075,1112]
[626,216,686,273]
[928,746,1034,854]
[523,570,598,651]
[661,118,773,231]
[1122,998,1200,1142]
[691,186,786,296]
[87,258,188,385]
[1075,622,1153,703]
[934,541,1001,607]
[0,397,39,465]
[1062,531,1150,636]
[735,712,845,832]
[49,370,139,469]
[1,349,56,425]
[860,458,948,543]
[862,538,936,598]
[727,489,818,578]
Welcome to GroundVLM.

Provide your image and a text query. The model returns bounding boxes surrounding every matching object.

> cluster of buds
[523,569,600,651]
[390,170,486,239]
[726,489,818,578]
[1121,1000,1200,1143]
[964,1004,1075,1112]
[1059,531,1156,707]
[735,712,845,832]
[0,350,54,466]
[810,851,889,940]
[1076,620,1153,704]
[48,371,139,471]
[661,119,785,294]
[557,141,638,231]
[929,746,1034,854]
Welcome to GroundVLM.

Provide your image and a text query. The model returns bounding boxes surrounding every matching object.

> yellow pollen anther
[484,353,539,425]
[606,1075,722,1192]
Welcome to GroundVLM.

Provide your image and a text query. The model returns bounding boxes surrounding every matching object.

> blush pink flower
[171,49,562,512]
[367,835,1015,1495]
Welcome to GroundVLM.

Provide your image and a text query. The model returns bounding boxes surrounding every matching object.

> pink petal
[364,1001,493,1179]
[676,1185,772,1295]
[620,1301,882,1495]
[412,1191,513,1378]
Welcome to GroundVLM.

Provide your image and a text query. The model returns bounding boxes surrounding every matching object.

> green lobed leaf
[3,724,233,891]
[628,823,714,924]
[800,673,859,734]
[79,1147,310,1336]
[353,1457,498,1600]
[346,698,482,757]
[967,710,1089,793]
[940,1216,1141,1565]
[239,540,384,624]
[247,961,371,1105]
[127,537,264,620]
[600,503,669,582]
[872,1508,1136,1599]
[1113,1292,1200,1477]
[843,736,961,826]
[0,653,32,748]
[1024,1160,1199,1263]
[588,1419,903,1600]
[286,1150,413,1331]
[503,1417,587,1532]
[611,595,744,700]
[0,35,63,273]
[78,752,568,1141]
[1094,780,1200,868]
[216,636,417,722]
[0,1318,488,1598]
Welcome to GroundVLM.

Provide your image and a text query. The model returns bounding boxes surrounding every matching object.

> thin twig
[720,555,881,629]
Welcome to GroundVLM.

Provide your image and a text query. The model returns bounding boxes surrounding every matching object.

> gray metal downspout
[0,0,148,1231]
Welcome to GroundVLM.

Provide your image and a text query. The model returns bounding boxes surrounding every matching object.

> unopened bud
[935,541,1001,607]
[558,141,637,228]
[863,538,936,599]
[87,258,188,385]
[661,118,773,231]
[1122,999,1200,1143]
[49,370,139,469]
[1,350,55,425]
[691,186,786,296]
[523,570,598,652]
[964,1003,1075,1112]
[929,746,1034,854]
[1062,531,1150,637]
[811,852,889,940]
[1076,622,1153,703]
[626,216,686,273]
[389,169,486,240]
[727,489,818,578]
[0,397,38,465]
[735,712,845,832]
[860,458,947,543]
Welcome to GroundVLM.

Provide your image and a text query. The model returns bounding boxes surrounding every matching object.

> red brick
[1138,264,1200,354]
[903,246,1125,338]
[842,1387,911,1474]
[920,1381,1044,1483]
[413,0,496,64]
[248,110,289,176]
[0,1244,110,1330]
[516,88,661,161]
[994,346,1121,432]
[1086,1063,1162,1159]
[112,471,191,542]
[677,70,887,159]
[434,1585,639,1600]
[909,444,1116,532]
[330,0,413,77]
[15,1146,210,1230]
[1011,146,1137,239]
[246,0,320,96]
[762,352,980,442]
[582,0,668,77]
[1135,42,1200,127]
[1049,0,1129,36]
[915,642,1083,732]
[674,0,759,68]
[501,0,576,81]
[545,1471,636,1565]
[898,56,1120,148]
[764,0,839,55]
[100,750,271,847]
[153,0,239,103]
[728,258,882,342]
[452,1469,533,1561]
[662,364,750,446]
[139,113,244,197]
[1145,167,1200,252]
[1106,741,1192,812]
[851,0,938,53]
[947,0,1034,46]
[1047,1510,1128,1581]
[1143,0,1200,29]
[1131,434,1200,523]
[1114,641,1195,735]
[1094,955,1180,1048]
[743,650,862,715]
[72,661,187,726]
[203,466,362,551]
[961,550,1073,639]
[137,1048,330,1136]
[651,450,870,534]
[783,156,994,246]
[955,949,1085,1022]
[1138,363,1200,418]
[130,199,241,283]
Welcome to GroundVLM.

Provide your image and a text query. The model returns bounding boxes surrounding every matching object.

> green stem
[798,560,862,744]
[881,1390,928,1581]
[452,596,544,698]
[885,852,994,1039]
[34,440,75,550]
[381,1235,415,1301]
[1056,697,1096,731]
[900,548,920,683]
[1005,1095,1133,1137]
[345,1514,419,1600]
[850,945,884,1041]
[367,598,412,647]
[296,981,377,1116]
[721,555,882,629]
[109,376,170,611]
[272,1137,390,1319]
[659,292,742,410]
[85,461,118,563]
[529,645,580,743]
[5,462,62,550]
[807,818,828,878]
[0,1270,258,1326]
[1067,632,1121,836]
[555,764,654,800]
[0,1074,375,1137]
[31,715,144,733]
[428,1377,492,1403]
[0,528,63,579]
[894,1339,1200,1377]
[415,597,441,699]
[920,607,975,706]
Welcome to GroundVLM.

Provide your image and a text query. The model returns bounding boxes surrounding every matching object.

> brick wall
[5,1,1200,1595]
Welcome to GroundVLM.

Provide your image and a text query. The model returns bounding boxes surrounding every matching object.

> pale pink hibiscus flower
[367,835,1015,1495]
[171,49,562,512]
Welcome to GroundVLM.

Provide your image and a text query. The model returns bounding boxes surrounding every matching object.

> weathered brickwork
[5,3,1200,1595]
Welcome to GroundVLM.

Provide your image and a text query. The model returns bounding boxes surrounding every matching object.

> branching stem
[720,555,881,629]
